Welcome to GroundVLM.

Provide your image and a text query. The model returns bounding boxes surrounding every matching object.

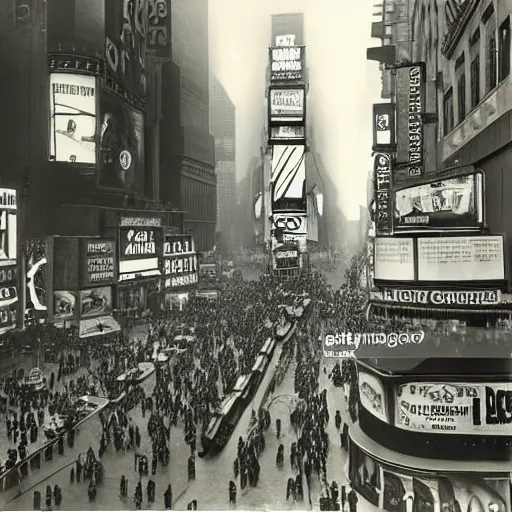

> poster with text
[98,91,144,193]
[374,237,414,281]
[269,88,305,123]
[49,73,96,164]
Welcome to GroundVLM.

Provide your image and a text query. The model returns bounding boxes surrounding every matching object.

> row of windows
[443,12,511,135]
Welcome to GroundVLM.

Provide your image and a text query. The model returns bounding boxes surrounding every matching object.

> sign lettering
[382,289,501,307]
[270,46,304,82]
[124,229,156,256]
[119,217,161,227]
[0,189,16,210]
[147,0,168,50]
[374,153,392,235]
[163,235,193,256]
[165,273,198,288]
[0,287,17,301]
[164,255,197,275]
[0,267,17,285]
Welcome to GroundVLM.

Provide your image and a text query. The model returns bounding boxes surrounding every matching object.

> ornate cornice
[441,0,481,59]
[181,159,216,182]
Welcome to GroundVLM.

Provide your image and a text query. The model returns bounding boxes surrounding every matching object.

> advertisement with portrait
[25,238,47,316]
[269,126,305,144]
[395,63,425,177]
[53,291,76,321]
[372,103,395,150]
[0,189,17,267]
[374,237,414,281]
[395,381,512,435]
[147,0,171,57]
[98,91,144,193]
[118,228,160,281]
[271,145,306,212]
[80,286,113,318]
[373,153,392,235]
[269,45,305,82]
[349,442,511,512]
[49,73,96,164]
[358,371,387,423]
[269,87,305,123]
[105,0,148,100]
[82,239,116,287]
[394,173,484,231]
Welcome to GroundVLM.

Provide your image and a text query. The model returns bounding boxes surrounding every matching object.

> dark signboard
[82,239,116,286]
[0,266,17,286]
[98,91,144,193]
[396,63,425,176]
[269,46,305,82]
[105,0,147,99]
[374,153,392,235]
[164,234,193,256]
[373,103,395,150]
[119,228,157,260]
[394,173,484,231]
[147,0,171,57]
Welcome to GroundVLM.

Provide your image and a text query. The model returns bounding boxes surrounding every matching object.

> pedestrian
[33,490,41,511]
[276,418,281,438]
[335,410,342,429]
[348,486,358,512]
[229,480,237,505]
[164,484,173,509]
[45,485,52,509]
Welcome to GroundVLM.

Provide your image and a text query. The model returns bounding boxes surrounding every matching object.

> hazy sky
[209,0,381,220]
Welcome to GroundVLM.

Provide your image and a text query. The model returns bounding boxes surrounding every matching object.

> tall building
[209,75,236,250]
[160,0,216,252]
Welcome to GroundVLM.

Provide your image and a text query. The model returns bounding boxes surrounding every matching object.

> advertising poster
[358,371,387,423]
[25,238,47,314]
[272,213,307,235]
[374,154,392,235]
[0,266,18,336]
[0,189,17,267]
[82,239,115,286]
[394,174,483,231]
[374,237,414,281]
[270,126,305,143]
[164,254,198,276]
[49,73,96,164]
[274,252,300,270]
[269,88,305,123]
[396,63,425,176]
[269,46,305,82]
[105,0,148,100]
[98,91,144,193]
[396,381,512,435]
[80,286,113,318]
[417,236,504,281]
[79,315,121,338]
[271,145,306,212]
[53,291,76,320]
[372,103,395,149]
[147,0,171,56]
[119,228,156,259]
[199,263,217,280]
[165,273,198,288]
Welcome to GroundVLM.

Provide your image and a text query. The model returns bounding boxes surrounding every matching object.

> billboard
[372,103,395,150]
[374,237,414,281]
[147,0,171,56]
[381,289,501,307]
[269,88,305,123]
[163,254,198,276]
[396,381,512,435]
[105,0,148,100]
[163,234,194,256]
[118,228,160,280]
[49,73,96,164]
[0,189,17,267]
[80,286,113,318]
[269,126,305,144]
[417,236,504,281]
[0,264,17,335]
[269,46,305,82]
[394,173,484,231]
[396,63,425,176]
[359,371,387,423]
[82,239,116,286]
[272,213,307,235]
[53,291,77,321]
[98,91,144,193]
[271,145,306,212]
[373,154,392,235]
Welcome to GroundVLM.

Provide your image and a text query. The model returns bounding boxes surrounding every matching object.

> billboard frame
[267,83,307,127]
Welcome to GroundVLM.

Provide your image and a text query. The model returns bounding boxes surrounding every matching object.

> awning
[79,315,121,338]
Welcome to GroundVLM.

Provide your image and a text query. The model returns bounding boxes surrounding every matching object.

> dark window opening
[487,31,497,91]
[443,87,454,135]
[470,56,480,107]
[457,73,466,122]
[499,17,510,81]
[482,3,495,24]
[470,27,480,46]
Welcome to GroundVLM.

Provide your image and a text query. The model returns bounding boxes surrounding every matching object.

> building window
[457,73,466,122]
[487,31,497,91]
[499,17,511,81]
[470,56,480,107]
[443,87,454,135]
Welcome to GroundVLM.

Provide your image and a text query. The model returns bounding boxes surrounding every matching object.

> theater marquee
[382,289,501,306]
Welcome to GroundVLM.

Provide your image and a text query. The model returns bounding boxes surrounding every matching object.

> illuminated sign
[394,173,484,231]
[164,255,197,275]
[119,217,162,227]
[382,289,501,306]
[269,88,305,123]
[373,103,395,150]
[83,239,115,286]
[275,250,298,259]
[396,382,512,435]
[120,229,156,258]
[163,235,193,256]
[147,0,170,54]
[49,73,96,164]
[269,45,305,81]
[165,273,198,288]
[374,153,392,235]
[272,214,307,234]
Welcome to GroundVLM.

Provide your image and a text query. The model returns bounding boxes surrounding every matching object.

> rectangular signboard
[395,173,483,231]
[0,189,17,267]
[119,228,157,260]
[269,126,305,143]
[53,291,77,320]
[79,286,113,318]
[272,213,307,235]
[374,153,392,235]
[49,73,96,164]
[417,236,504,281]
[374,237,414,281]
[269,45,305,82]
[271,145,306,212]
[359,371,388,423]
[269,87,305,123]
[82,239,115,286]
[396,381,512,435]
[382,289,501,306]
[164,234,194,256]
[165,273,198,288]
[373,103,395,150]
[164,254,197,275]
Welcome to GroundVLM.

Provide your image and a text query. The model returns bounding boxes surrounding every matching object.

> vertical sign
[373,103,395,150]
[396,64,425,176]
[374,153,392,235]
[147,0,170,56]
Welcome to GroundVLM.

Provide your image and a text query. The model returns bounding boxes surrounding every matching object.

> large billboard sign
[163,254,197,276]
[163,234,194,256]
[118,228,160,281]
[381,289,501,307]
[105,0,148,100]
[269,87,305,123]
[269,126,305,144]
[394,173,484,231]
[374,237,414,281]
[98,91,144,193]
[82,239,116,286]
[271,145,306,212]
[373,153,392,235]
[49,73,96,164]
[272,214,307,235]
[269,46,305,82]
[396,381,512,435]
[396,63,425,176]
